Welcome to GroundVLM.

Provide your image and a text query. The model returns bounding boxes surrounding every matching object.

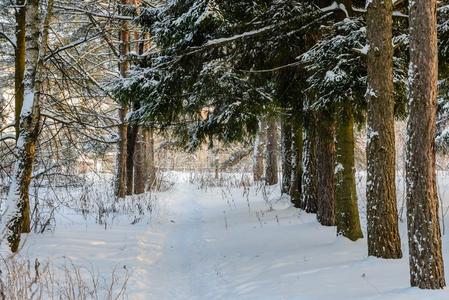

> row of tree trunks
[115,1,156,197]
[251,1,446,289]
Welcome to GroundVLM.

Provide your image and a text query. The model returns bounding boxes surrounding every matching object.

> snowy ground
[7,172,449,299]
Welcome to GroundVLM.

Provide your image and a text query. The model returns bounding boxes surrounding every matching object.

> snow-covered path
[21,175,449,299]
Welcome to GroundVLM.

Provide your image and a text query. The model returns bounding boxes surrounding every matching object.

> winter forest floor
[5,172,449,299]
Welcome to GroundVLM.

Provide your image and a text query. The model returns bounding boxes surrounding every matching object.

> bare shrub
[0,256,128,300]
[188,171,252,190]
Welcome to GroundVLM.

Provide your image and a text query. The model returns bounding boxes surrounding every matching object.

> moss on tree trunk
[335,105,363,241]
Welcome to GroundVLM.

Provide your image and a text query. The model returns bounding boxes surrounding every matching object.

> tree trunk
[134,127,146,194]
[126,123,139,195]
[3,0,53,253]
[301,110,318,213]
[14,0,26,140]
[366,0,402,259]
[0,90,5,128]
[289,118,303,207]
[406,0,446,288]
[316,111,336,226]
[146,128,156,189]
[281,119,293,194]
[213,148,220,179]
[14,0,31,234]
[335,105,363,241]
[114,0,130,199]
[115,107,128,198]
[253,120,266,182]
[265,120,278,185]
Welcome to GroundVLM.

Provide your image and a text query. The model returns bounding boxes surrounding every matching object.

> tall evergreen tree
[365,0,402,258]
[114,0,130,198]
[335,103,363,240]
[265,119,279,185]
[406,0,446,289]
[302,18,366,240]
[280,119,293,194]
[301,103,318,213]
[289,116,303,208]
[253,120,266,182]
[316,110,336,226]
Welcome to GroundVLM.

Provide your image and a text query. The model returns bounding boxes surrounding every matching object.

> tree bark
[316,111,336,226]
[281,119,293,194]
[14,0,31,234]
[146,128,156,189]
[366,0,402,259]
[335,105,363,241]
[253,120,266,182]
[134,127,146,194]
[265,119,278,185]
[406,0,446,288]
[289,118,303,207]
[3,0,53,252]
[114,0,130,198]
[115,107,128,198]
[126,123,139,195]
[14,0,26,140]
[301,110,318,213]
[0,90,5,128]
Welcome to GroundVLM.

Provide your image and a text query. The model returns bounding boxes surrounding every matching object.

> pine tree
[114,0,130,199]
[113,0,321,156]
[126,115,139,195]
[265,119,278,185]
[366,0,402,258]
[301,18,366,239]
[335,103,363,241]
[316,110,336,226]
[253,120,266,182]
[289,118,303,208]
[281,119,293,194]
[301,105,318,213]
[406,0,446,289]
[134,127,147,194]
